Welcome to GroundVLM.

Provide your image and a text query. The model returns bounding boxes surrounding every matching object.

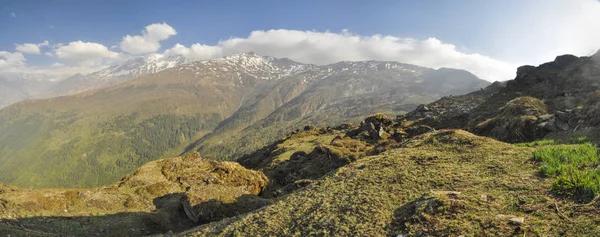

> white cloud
[54,41,120,66]
[15,40,50,55]
[163,43,222,60]
[120,22,177,54]
[163,29,515,81]
[10,12,16,18]
[45,52,54,57]
[0,51,26,69]
[51,62,64,67]
[484,0,600,64]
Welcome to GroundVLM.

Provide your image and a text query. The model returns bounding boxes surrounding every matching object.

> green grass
[516,136,590,147]
[569,136,590,144]
[533,143,600,199]
[516,139,556,147]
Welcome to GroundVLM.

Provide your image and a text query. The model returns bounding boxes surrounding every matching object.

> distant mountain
[0,53,489,188]
[189,60,489,160]
[0,74,56,108]
[44,54,190,97]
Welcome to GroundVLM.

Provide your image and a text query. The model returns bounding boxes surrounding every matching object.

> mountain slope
[191,61,489,160]
[0,74,56,109]
[0,53,306,188]
[0,53,489,188]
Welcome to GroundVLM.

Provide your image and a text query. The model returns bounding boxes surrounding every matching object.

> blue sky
[1,0,600,81]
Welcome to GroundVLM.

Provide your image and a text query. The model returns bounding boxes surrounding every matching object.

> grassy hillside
[185,130,600,236]
[0,67,247,188]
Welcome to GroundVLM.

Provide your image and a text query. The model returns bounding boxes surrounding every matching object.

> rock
[538,114,553,121]
[516,65,536,78]
[495,214,525,225]
[537,122,548,130]
[303,125,315,131]
[391,129,408,142]
[431,190,461,197]
[554,54,579,67]
[555,111,569,120]
[364,113,393,127]
[495,214,517,220]
[405,125,435,137]
[556,120,569,131]
[181,195,199,223]
[509,217,525,225]
[480,194,488,202]
[416,104,430,112]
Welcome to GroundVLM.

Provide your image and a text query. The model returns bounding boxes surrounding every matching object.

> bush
[533,143,600,200]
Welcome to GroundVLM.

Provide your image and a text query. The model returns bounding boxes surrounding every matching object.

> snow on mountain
[45,55,191,97]
[170,52,316,81]
[91,54,188,79]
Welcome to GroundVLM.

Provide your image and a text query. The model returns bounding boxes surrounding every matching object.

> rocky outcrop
[0,152,270,235]
[472,97,549,142]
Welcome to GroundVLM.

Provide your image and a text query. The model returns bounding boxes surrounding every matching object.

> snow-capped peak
[90,55,189,79]
[169,52,316,80]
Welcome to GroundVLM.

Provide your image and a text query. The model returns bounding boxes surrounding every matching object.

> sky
[1,0,600,82]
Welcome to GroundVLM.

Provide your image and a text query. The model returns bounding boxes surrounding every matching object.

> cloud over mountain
[163,29,516,81]
[120,22,177,54]
[54,41,121,66]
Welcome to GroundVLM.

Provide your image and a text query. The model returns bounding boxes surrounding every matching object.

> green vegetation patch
[533,143,600,200]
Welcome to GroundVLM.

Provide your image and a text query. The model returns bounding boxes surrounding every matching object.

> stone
[509,217,525,225]
[416,104,430,112]
[538,114,553,121]
[495,214,517,220]
[495,214,525,225]
[480,194,488,202]
[181,195,199,223]
[431,191,461,197]
[556,120,569,131]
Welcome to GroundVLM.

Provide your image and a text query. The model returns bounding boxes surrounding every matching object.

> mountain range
[0,52,489,188]
[0,54,191,109]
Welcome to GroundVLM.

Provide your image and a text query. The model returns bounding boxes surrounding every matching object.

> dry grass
[185,130,600,236]
[0,152,269,236]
